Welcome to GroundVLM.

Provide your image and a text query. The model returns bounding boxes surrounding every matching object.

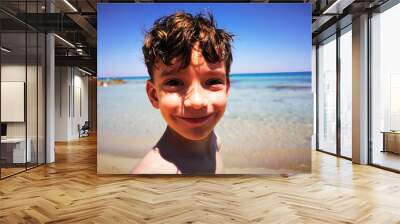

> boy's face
[146,44,230,141]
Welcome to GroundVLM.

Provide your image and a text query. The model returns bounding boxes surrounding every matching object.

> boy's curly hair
[142,11,234,80]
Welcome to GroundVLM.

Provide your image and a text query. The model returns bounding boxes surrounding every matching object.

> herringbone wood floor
[1,135,400,223]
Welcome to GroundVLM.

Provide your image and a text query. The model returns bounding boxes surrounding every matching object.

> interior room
[0,0,399,223]
[370,3,400,171]
[0,19,46,177]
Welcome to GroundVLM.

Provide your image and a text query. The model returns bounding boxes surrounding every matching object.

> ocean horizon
[98,71,312,80]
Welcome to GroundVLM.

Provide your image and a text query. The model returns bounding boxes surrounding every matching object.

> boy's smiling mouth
[175,113,215,126]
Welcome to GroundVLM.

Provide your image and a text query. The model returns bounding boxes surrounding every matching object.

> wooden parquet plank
[0,135,400,223]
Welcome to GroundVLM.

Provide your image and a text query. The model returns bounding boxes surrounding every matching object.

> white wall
[55,67,89,141]
[72,73,89,138]
[1,65,26,140]
[1,63,46,164]
[1,64,39,138]
[1,64,26,81]
[55,66,70,141]
[1,82,25,122]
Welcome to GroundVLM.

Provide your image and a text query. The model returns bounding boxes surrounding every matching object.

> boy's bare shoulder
[214,132,222,151]
[215,141,225,174]
[132,148,177,174]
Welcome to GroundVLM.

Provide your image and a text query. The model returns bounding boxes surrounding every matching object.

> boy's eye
[164,79,184,86]
[205,78,224,87]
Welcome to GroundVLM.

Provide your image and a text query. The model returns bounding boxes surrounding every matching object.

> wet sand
[97,116,311,174]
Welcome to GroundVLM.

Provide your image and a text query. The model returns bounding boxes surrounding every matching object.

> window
[0,1,46,179]
[370,2,400,171]
[317,35,337,154]
[339,27,352,158]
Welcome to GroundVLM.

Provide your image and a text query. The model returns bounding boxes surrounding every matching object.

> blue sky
[98,3,311,78]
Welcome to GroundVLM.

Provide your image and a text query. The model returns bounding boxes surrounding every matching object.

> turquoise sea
[98,72,313,174]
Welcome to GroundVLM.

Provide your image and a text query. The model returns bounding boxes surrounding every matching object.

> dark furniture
[1,123,7,138]
[382,131,400,154]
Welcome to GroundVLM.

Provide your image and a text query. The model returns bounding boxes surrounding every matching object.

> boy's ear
[146,80,159,109]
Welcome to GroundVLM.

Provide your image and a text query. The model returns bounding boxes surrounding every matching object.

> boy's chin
[174,128,213,141]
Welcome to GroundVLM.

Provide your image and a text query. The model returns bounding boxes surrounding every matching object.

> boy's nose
[184,84,208,110]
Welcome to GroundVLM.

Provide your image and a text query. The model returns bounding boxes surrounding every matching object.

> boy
[132,12,234,174]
